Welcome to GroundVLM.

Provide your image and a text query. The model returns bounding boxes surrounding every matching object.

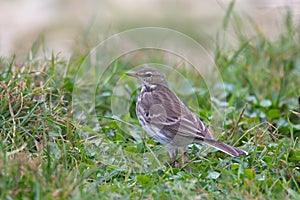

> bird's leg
[167,148,178,167]
[181,149,185,166]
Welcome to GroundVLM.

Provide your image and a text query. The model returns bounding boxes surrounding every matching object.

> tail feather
[197,138,247,157]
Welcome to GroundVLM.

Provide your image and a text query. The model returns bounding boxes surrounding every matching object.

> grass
[1,7,300,200]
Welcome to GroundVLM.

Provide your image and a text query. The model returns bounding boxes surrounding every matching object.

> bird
[126,67,247,165]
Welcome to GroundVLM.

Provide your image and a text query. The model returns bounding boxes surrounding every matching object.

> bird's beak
[126,71,138,78]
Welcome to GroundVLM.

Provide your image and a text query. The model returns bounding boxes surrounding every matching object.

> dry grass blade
[229,103,248,140]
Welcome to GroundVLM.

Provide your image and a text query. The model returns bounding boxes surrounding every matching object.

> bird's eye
[144,72,152,77]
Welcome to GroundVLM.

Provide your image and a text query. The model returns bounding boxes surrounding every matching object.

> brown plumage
[127,68,247,164]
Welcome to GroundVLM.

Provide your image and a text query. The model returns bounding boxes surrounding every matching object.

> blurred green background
[1,0,299,58]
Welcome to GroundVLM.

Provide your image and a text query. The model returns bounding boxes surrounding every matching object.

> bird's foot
[164,159,179,168]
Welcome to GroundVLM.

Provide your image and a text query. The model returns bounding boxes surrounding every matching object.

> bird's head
[126,68,167,87]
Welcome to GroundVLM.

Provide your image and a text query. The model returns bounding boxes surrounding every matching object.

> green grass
[1,8,300,200]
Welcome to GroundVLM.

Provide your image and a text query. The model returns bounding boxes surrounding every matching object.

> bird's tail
[196,138,247,157]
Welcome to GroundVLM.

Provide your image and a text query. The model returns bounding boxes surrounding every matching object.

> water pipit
[127,68,247,165]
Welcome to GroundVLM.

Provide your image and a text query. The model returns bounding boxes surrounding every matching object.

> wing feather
[138,86,214,140]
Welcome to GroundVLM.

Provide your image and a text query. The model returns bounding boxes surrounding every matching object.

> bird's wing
[138,87,182,125]
[160,113,214,140]
[139,86,214,140]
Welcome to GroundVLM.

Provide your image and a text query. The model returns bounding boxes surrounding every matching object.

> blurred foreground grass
[0,8,300,200]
